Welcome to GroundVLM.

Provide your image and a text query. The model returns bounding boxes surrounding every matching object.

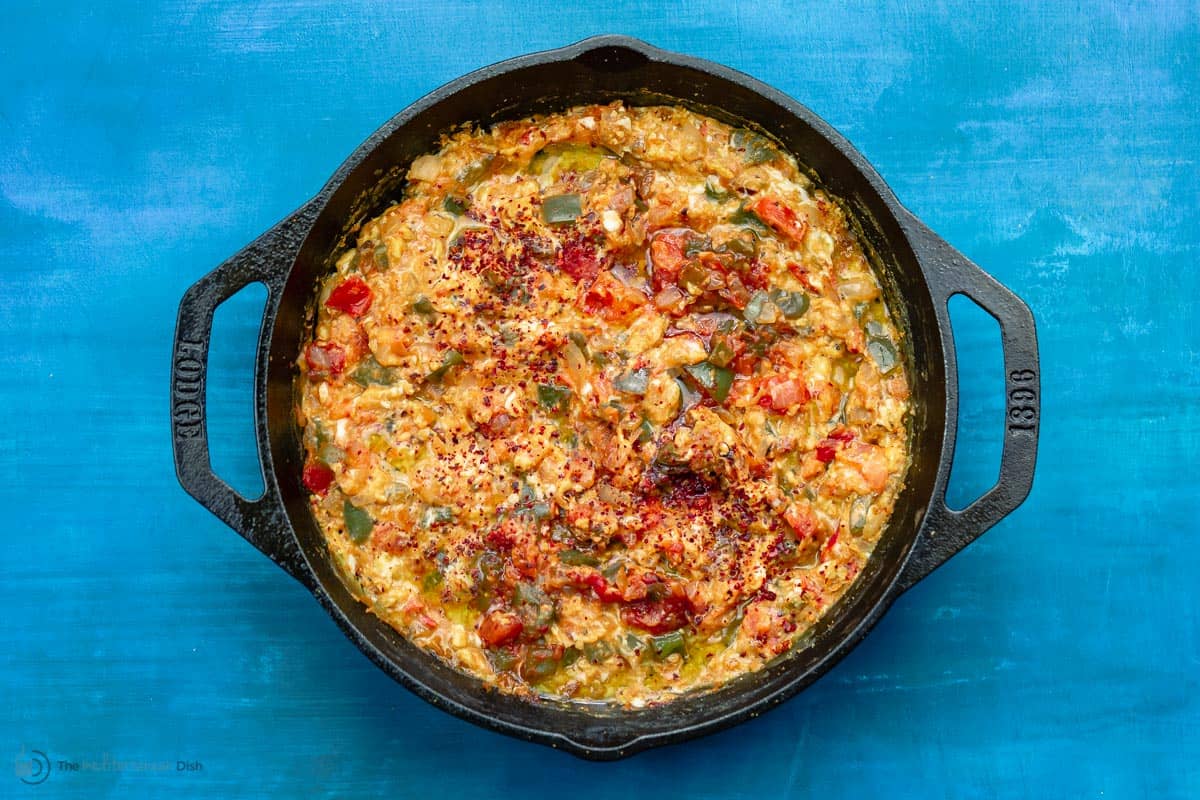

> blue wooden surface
[3,1,1197,797]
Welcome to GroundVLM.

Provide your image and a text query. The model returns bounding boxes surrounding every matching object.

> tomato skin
[326,276,373,317]
[478,610,524,647]
[748,196,809,245]
[302,461,335,495]
[304,342,346,377]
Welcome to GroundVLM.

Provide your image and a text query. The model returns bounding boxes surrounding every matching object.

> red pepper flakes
[557,236,602,283]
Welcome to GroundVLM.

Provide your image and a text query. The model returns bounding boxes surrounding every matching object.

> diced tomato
[759,376,808,413]
[478,610,524,647]
[731,351,758,376]
[815,428,855,463]
[304,342,346,377]
[621,596,690,634]
[302,461,335,495]
[558,237,602,283]
[582,270,646,320]
[748,196,809,245]
[580,572,625,603]
[829,427,856,443]
[648,231,689,290]
[325,276,373,317]
[783,502,819,538]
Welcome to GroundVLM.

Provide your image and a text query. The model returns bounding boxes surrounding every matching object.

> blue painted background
[3,1,1197,797]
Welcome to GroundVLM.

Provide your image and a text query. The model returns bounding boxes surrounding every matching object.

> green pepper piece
[373,243,389,271]
[561,646,582,668]
[684,361,717,389]
[558,548,600,567]
[427,349,465,382]
[554,145,607,175]
[866,337,899,374]
[443,195,468,216]
[649,630,686,659]
[567,331,590,358]
[583,640,613,664]
[769,289,810,319]
[704,176,732,202]
[731,128,781,164]
[537,382,573,411]
[722,232,759,258]
[422,569,444,592]
[521,645,561,682]
[411,295,435,315]
[850,496,872,534]
[343,500,373,543]
[487,647,518,672]
[708,335,737,367]
[350,356,397,387]
[637,417,655,444]
[729,203,769,233]
[613,368,649,395]
[542,193,582,224]
[864,319,887,338]
[743,290,769,323]
[515,583,556,627]
[711,365,734,403]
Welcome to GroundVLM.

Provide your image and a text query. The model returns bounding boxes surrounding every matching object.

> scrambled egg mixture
[296,103,910,706]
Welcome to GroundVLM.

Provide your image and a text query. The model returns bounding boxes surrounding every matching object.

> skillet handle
[898,213,1040,590]
[171,201,321,589]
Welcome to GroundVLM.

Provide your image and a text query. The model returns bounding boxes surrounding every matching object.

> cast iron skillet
[170,36,1040,760]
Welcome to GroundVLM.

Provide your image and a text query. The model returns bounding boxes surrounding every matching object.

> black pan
[171,36,1040,760]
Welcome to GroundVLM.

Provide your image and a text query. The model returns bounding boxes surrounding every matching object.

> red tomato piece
[304,342,346,377]
[326,276,373,317]
[829,427,856,443]
[748,196,809,245]
[581,573,626,603]
[648,231,689,290]
[761,376,809,413]
[815,440,838,463]
[582,270,646,320]
[478,610,524,647]
[302,461,335,495]
[620,597,690,634]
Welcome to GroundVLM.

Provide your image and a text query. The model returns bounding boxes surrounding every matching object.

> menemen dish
[296,102,910,706]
